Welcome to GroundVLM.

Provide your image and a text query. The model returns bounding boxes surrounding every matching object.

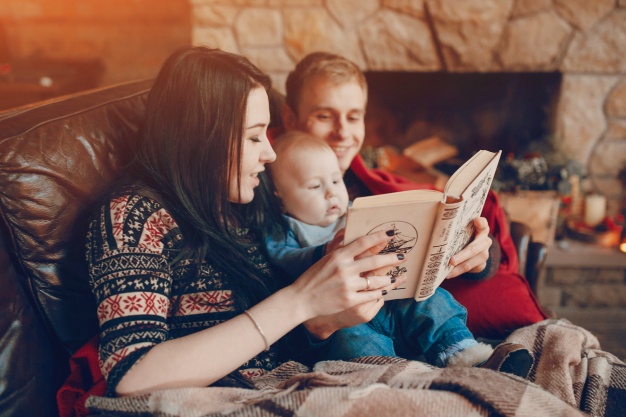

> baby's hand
[324,228,345,255]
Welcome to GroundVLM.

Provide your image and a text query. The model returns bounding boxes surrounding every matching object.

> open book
[344,149,502,302]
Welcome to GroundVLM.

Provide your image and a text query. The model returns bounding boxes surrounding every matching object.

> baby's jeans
[310,287,475,367]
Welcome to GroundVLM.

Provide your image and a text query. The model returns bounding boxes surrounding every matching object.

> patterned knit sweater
[86,194,287,393]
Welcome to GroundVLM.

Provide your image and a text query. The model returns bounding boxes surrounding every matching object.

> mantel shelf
[546,239,626,268]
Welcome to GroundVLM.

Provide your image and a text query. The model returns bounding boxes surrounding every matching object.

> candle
[569,175,582,217]
[584,194,606,228]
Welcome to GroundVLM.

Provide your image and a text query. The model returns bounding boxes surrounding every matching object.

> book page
[444,150,498,199]
[415,150,502,301]
[344,198,441,301]
[414,199,462,301]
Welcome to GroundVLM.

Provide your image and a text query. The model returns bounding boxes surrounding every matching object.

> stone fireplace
[191,0,626,214]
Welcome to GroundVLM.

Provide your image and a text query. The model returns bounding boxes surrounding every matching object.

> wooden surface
[499,190,560,246]
[545,238,626,268]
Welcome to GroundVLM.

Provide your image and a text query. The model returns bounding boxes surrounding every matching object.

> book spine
[416,200,462,300]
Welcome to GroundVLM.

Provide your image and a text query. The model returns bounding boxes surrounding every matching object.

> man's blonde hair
[285,52,368,115]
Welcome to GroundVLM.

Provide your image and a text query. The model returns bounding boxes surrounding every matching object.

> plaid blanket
[86,319,626,417]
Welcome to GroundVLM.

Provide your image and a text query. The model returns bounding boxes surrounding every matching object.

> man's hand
[446,217,492,279]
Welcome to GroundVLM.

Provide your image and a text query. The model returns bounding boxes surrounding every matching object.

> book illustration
[471,176,487,198]
[387,265,408,280]
[472,175,491,208]
[442,207,459,219]
[443,223,474,268]
[373,222,417,255]
[368,221,417,288]
[441,173,493,270]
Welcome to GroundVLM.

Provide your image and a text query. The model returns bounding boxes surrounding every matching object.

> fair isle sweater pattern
[86,194,280,393]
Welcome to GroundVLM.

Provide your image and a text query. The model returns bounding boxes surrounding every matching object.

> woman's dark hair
[125,45,278,310]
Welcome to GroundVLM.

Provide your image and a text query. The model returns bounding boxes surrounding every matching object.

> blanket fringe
[348,383,390,399]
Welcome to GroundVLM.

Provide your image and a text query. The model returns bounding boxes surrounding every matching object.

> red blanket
[57,335,106,417]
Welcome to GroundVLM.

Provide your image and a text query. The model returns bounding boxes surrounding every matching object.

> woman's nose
[263,141,276,163]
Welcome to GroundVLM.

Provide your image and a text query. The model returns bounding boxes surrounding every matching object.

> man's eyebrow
[310,105,332,112]
[311,106,364,113]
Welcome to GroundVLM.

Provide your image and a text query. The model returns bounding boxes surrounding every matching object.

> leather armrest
[510,221,531,277]
[509,220,547,295]
[526,241,547,294]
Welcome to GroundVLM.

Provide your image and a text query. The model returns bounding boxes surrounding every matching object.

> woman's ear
[281,103,298,131]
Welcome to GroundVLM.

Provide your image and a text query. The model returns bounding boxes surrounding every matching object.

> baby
[267,131,349,269]
[265,131,533,376]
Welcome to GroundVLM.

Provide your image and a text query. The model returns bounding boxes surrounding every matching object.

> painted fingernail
[390,277,396,283]
[382,290,388,296]
[386,229,395,236]
[397,254,405,260]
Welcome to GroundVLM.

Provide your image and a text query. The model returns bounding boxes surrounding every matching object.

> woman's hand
[292,230,406,322]
[302,298,386,340]
[295,230,407,339]
[446,216,492,279]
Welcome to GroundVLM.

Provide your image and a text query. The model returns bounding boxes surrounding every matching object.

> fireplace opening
[364,72,563,162]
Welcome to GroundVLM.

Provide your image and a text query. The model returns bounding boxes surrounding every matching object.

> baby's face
[273,147,349,227]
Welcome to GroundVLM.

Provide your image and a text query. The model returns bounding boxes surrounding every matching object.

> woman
[86,46,405,397]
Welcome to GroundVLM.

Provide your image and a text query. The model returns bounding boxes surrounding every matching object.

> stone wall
[543,267,626,309]
[192,0,626,214]
[539,243,626,359]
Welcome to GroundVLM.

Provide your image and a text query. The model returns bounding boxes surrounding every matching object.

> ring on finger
[365,277,371,291]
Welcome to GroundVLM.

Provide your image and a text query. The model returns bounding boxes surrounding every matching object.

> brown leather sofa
[0,79,546,417]
[0,80,151,417]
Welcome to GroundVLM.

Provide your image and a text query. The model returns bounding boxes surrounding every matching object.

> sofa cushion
[0,79,152,353]
[0,230,63,416]
[441,270,547,340]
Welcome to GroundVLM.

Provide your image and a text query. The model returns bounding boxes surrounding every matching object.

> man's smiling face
[287,76,367,174]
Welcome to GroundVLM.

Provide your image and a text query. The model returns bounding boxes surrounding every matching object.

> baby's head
[270,131,349,227]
